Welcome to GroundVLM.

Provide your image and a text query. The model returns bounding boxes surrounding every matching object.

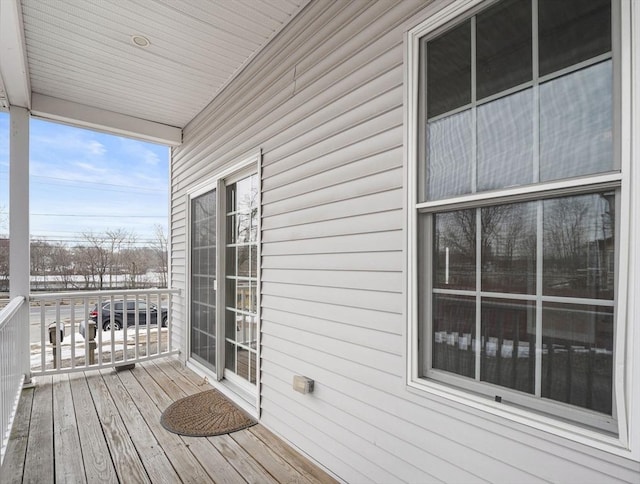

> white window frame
[185,149,262,413]
[405,0,639,458]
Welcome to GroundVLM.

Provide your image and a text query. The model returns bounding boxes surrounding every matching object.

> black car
[89,300,168,331]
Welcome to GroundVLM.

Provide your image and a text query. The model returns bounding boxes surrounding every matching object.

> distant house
[1,0,639,482]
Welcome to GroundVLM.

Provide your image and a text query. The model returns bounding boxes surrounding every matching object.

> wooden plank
[163,358,213,391]
[86,372,150,484]
[143,359,203,396]
[137,362,248,484]
[181,434,246,484]
[2,387,34,483]
[98,369,181,484]
[67,373,118,484]
[249,425,337,484]
[22,376,54,484]
[207,434,278,484]
[230,429,311,484]
[114,368,213,484]
[156,359,324,484]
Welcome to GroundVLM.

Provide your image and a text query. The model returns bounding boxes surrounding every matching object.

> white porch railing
[0,296,28,468]
[29,288,179,375]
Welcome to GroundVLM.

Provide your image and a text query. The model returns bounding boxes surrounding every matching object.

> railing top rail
[0,296,26,331]
[30,288,180,301]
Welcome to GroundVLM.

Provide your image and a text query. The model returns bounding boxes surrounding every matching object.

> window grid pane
[225,173,259,386]
[421,0,613,203]
[422,191,615,416]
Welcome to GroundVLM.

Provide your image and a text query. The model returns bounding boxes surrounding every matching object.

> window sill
[405,377,634,459]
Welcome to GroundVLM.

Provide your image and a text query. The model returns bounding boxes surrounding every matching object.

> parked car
[89,300,168,331]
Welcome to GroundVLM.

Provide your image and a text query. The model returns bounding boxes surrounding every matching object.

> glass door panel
[190,189,217,371]
[225,173,259,385]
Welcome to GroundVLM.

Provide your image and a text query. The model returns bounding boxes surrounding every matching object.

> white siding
[171,1,640,482]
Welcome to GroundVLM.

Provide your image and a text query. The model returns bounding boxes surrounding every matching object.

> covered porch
[0,0,316,480]
[2,357,335,483]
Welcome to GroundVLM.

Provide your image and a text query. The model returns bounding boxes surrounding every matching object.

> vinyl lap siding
[171,1,640,482]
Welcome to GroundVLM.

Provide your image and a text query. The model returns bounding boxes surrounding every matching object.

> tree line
[0,226,168,292]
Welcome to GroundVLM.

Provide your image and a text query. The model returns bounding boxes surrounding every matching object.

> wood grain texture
[3,359,340,483]
[115,368,213,484]
[208,434,279,484]
[98,369,180,484]
[249,425,336,484]
[2,387,34,483]
[230,429,311,484]
[68,373,118,484]
[22,376,54,484]
[87,372,150,484]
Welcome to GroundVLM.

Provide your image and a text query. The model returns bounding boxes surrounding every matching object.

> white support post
[9,105,30,382]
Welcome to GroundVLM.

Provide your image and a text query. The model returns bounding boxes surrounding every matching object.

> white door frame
[185,149,262,415]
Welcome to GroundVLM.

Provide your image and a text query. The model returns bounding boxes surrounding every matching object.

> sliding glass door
[189,160,259,393]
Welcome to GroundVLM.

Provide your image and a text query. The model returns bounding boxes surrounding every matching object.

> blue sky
[0,112,169,246]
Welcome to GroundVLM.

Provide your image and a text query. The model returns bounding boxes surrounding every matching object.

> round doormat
[160,389,256,437]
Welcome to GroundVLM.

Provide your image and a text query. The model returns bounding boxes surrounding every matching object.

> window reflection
[476,0,532,99]
[481,202,536,294]
[481,298,535,394]
[432,294,476,378]
[542,303,613,414]
[538,0,611,77]
[543,193,615,300]
[225,172,259,386]
[426,21,471,118]
[433,210,476,290]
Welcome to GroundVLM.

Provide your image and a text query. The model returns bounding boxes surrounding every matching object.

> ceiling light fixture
[131,35,150,48]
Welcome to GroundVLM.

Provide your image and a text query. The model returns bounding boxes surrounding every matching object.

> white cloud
[74,161,108,175]
[87,140,106,156]
[119,138,162,166]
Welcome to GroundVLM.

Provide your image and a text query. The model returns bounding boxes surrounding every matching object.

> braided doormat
[160,389,256,437]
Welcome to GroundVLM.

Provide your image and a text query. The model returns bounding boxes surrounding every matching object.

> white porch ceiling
[0,0,308,143]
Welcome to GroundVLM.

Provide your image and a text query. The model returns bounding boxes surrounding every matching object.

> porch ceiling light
[130,35,150,48]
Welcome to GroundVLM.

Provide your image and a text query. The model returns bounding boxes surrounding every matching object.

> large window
[410,0,621,433]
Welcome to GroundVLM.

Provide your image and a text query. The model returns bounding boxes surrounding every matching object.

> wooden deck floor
[2,358,336,484]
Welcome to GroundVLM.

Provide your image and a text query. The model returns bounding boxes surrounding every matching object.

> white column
[9,105,30,380]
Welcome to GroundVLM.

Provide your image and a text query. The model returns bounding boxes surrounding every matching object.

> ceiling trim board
[31,93,182,146]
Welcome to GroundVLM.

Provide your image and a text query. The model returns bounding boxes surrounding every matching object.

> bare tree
[30,239,55,289]
[105,228,129,288]
[121,246,152,288]
[151,224,168,287]
[81,232,111,290]
[544,197,590,271]
[50,243,74,289]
